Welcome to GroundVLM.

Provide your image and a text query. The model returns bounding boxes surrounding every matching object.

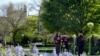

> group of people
[3,31,85,56]
[5,43,39,56]
[54,32,85,56]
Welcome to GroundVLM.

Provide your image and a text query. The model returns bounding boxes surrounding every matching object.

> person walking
[76,32,85,56]
[54,32,61,56]
[61,33,69,52]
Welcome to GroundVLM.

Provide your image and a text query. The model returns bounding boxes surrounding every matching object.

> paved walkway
[0,50,100,56]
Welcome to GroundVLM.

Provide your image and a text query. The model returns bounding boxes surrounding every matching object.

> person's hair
[55,32,60,37]
[55,33,59,37]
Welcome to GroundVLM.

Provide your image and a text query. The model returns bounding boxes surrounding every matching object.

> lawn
[38,47,54,50]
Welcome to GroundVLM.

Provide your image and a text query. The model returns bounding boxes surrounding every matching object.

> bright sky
[0,0,42,16]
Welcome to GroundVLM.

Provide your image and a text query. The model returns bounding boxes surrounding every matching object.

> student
[76,32,85,56]
[61,33,69,52]
[54,32,61,56]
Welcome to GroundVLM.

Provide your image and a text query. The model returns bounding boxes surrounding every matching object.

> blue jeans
[55,44,60,56]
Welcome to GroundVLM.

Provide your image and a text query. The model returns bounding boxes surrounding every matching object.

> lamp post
[87,22,94,56]
[73,34,76,55]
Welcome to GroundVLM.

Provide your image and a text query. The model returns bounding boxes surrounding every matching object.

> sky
[0,0,42,16]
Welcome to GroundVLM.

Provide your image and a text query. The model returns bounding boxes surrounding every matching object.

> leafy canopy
[40,0,100,34]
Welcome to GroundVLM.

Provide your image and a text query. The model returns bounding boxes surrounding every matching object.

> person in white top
[32,44,39,53]
[6,45,12,56]
[15,44,23,56]
[30,44,39,56]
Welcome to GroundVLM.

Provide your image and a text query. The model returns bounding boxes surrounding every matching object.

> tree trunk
[12,31,17,46]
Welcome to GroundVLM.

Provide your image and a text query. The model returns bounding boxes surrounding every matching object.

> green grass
[38,47,54,50]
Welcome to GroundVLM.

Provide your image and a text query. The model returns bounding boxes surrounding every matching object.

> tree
[16,15,41,42]
[0,3,27,44]
[40,0,100,34]
[23,16,38,40]
[0,17,11,43]
[28,0,43,33]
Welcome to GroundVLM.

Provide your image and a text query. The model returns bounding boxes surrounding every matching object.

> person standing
[76,32,85,56]
[61,33,69,52]
[54,32,61,56]
[31,44,39,54]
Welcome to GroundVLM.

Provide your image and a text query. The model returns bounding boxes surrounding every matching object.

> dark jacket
[54,36,61,44]
[76,35,84,46]
[62,36,68,45]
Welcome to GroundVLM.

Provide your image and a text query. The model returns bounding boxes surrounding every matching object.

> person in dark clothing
[54,32,61,56]
[97,39,100,54]
[76,32,85,56]
[61,33,69,52]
